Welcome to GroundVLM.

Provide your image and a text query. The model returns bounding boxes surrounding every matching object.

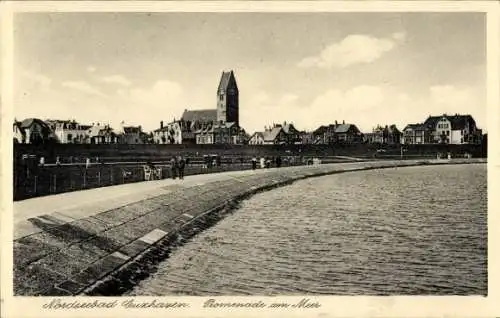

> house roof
[13,121,26,134]
[314,123,360,134]
[181,109,217,123]
[194,122,237,134]
[251,132,265,140]
[334,124,351,133]
[217,70,238,92]
[20,118,50,129]
[263,127,283,141]
[403,123,426,131]
[123,126,141,134]
[282,123,298,134]
[423,114,476,130]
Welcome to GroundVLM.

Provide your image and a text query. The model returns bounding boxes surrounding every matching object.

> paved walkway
[13,159,485,296]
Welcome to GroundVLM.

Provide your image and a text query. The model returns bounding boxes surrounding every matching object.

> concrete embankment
[13,158,486,296]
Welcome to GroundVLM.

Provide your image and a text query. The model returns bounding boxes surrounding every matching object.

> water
[129,164,487,295]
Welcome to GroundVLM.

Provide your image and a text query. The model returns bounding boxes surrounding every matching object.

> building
[117,121,144,144]
[365,125,402,144]
[281,122,301,144]
[313,121,363,144]
[87,123,118,144]
[402,123,428,144]
[217,70,239,126]
[13,120,26,144]
[46,119,91,144]
[153,70,244,144]
[15,118,55,144]
[299,131,315,144]
[403,114,482,145]
[249,124,289,145]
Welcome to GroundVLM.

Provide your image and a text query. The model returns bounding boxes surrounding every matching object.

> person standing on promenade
[170,156,178,179]
[251,157,257,170]
[178,155,186,180]
[260,157,265,169]
[276,156,282,168]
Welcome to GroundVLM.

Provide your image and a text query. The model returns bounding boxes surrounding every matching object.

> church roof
[181,109,217,123]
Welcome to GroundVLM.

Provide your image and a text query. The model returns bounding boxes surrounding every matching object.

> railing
[13,156,306,201]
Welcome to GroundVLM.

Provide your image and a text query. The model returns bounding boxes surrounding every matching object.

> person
[260,157,265,169]
[251,157,257,170]
[178,155,186,180]
[170,156,178,179]
[276,156,282,168]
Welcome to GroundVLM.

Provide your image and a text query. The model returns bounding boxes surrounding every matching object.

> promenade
[13,158,485,296]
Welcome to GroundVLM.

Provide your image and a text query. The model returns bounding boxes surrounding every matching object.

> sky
[13,12,486,134]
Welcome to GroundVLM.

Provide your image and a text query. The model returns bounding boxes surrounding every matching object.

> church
[153,70,247,145]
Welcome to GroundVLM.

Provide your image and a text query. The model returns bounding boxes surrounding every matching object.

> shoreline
[13,159,486,296]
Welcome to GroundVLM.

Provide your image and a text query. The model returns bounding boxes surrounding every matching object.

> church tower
[217,70,239,126]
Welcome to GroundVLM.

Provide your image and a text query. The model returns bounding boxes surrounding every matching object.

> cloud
[391,32,407,41]
[21,70,52,92]
[429,85,475,107]
[298,32,406,69]
[100,75,132,87]
[114,79,186,129]
[87,66,96,73]
[61,81,106,97]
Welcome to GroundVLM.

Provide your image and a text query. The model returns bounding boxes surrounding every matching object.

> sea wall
[13,158,486,296]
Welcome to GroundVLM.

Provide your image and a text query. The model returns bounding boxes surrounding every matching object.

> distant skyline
[14,12,486,133]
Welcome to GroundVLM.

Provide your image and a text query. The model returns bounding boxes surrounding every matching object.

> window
[446,131,450,136]
[219,94,224,101]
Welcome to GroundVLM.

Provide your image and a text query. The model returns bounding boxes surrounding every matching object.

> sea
[128,164,487,295]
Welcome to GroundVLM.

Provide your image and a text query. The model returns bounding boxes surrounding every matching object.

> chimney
[160,121,164,129]
[342,120,345,124]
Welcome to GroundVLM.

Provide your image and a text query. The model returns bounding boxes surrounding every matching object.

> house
[17,118,55,144]
[313,121,363,144]
[87,123,118,144]
[13,120,26,144]
[46,119,91,144]
[299,131,315,144]
[402,123,430,144]
[249,124,288,145]
[249,122,301,145]
[195,121,246,144]
[281,122,301,144]
[366,125,402,144]
[423,114,482,144]
[117,121,143,144]
[403,114,482,144]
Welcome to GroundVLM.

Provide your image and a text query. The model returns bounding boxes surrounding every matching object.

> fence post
[83,171,86,188]
[53,174,57,193]
[110,167,113,184]
[97,171,101,186]
[34,176,37,194]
